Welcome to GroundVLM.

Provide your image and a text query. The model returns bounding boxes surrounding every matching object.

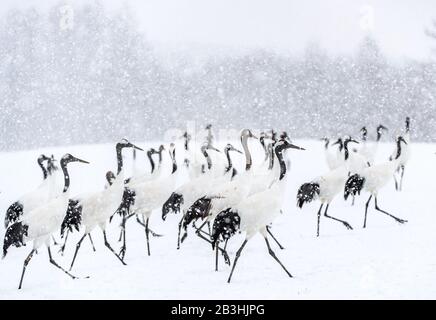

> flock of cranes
[2,118,411,289]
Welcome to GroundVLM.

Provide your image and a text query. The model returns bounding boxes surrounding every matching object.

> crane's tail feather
[211,208,241,249]
[4,201,23,229]
[162,192,183,221]
[344,174,365,200]
[61,199,83,237]
[113,187,136,221]
[180,197,212,242]
[3,222,28,258]
[296,183,320,208]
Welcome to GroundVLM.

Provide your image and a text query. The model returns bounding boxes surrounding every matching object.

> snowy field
[0,139,434,299]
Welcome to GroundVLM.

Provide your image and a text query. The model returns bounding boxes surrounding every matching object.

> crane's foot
[343,222,353,230]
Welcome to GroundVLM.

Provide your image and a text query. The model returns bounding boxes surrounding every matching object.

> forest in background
[1,2,436,151]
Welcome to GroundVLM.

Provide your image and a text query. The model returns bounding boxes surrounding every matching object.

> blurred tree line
[0,2,435,150]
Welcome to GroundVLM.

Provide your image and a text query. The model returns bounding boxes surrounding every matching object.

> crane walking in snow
[3,153,89,289]
[211,138,305,283]
[344,136,408,228]
[64,140,143,270]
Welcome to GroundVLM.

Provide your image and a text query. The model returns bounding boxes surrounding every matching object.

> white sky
[1,0,435,60]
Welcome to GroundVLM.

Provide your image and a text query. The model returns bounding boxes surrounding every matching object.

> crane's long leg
[48,247,78,280]
[59,229,69,255]
[177,215,184,250]
[18,249,36,290]
[195,220,229,261]
[399,165,405,191]
[363,195,373,228]
[69,233,87,271]
[215,243,219,272]
[316,204,324,237]
[227,239,248,283]
[51,235,60,246]
[145,217,151,256]
[135,215,163,237]
[103,230,127,265]
[194,223,230,265]
[394,172,399,191]
[194,220,211,240]
[374,197,407,224]
[223,239,229,251]
[264,236,293,278]
[118,216,125,242]
[266,226,284,249]
[323,204,353,230]
[88,234,96,252]
[119,215,128,259]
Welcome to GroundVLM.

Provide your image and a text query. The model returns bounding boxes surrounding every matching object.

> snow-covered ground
[0,139,434,299]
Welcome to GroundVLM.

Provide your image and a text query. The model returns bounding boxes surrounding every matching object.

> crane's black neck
[274,145,287,181]
[37,157,48,180]
[343,141,351,161]
[60,159,71,193]
[260,136,268,161]
[362,129,367,142]
[406,118,410,133]
[323,139,329,149]
[202,148,212,170]
[224,148,232,173]
[183,133,190,151]
[268,143,275,170]
[116,144,125,175]
[241,135,252,171]
[395,139,403,160]
[271,130,277,142]
[157,149,163,164]
[376,130,383,142]
[171,148,177,174]
[147,150,155,174]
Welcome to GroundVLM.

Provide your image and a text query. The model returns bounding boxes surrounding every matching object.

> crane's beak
[75,157,90,164]
[209,146,221,153]
[131,143,144,151]
[288,143,305,151]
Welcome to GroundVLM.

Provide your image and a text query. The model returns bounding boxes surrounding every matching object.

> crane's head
[106,171,116,186]
[280,131,290,142]
[360,127,368,141]
[201,142,221,153]
[240,129,258,140]
[397,135,407,145]
[224,143,243,154]
[377,124,388,134]
[47,154,59,174]
[320,137,330,149]
[61,154,90,165]
[38,154,51,162]
[275,139,305,152]
[331,137,343,151]
[117,139,144,152]
[344,136,359,144]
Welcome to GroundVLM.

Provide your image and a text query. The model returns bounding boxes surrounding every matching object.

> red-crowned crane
[63,140,143,270]
[3,154,89,289]
[344,136,408,228]
[211,139,305,283]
